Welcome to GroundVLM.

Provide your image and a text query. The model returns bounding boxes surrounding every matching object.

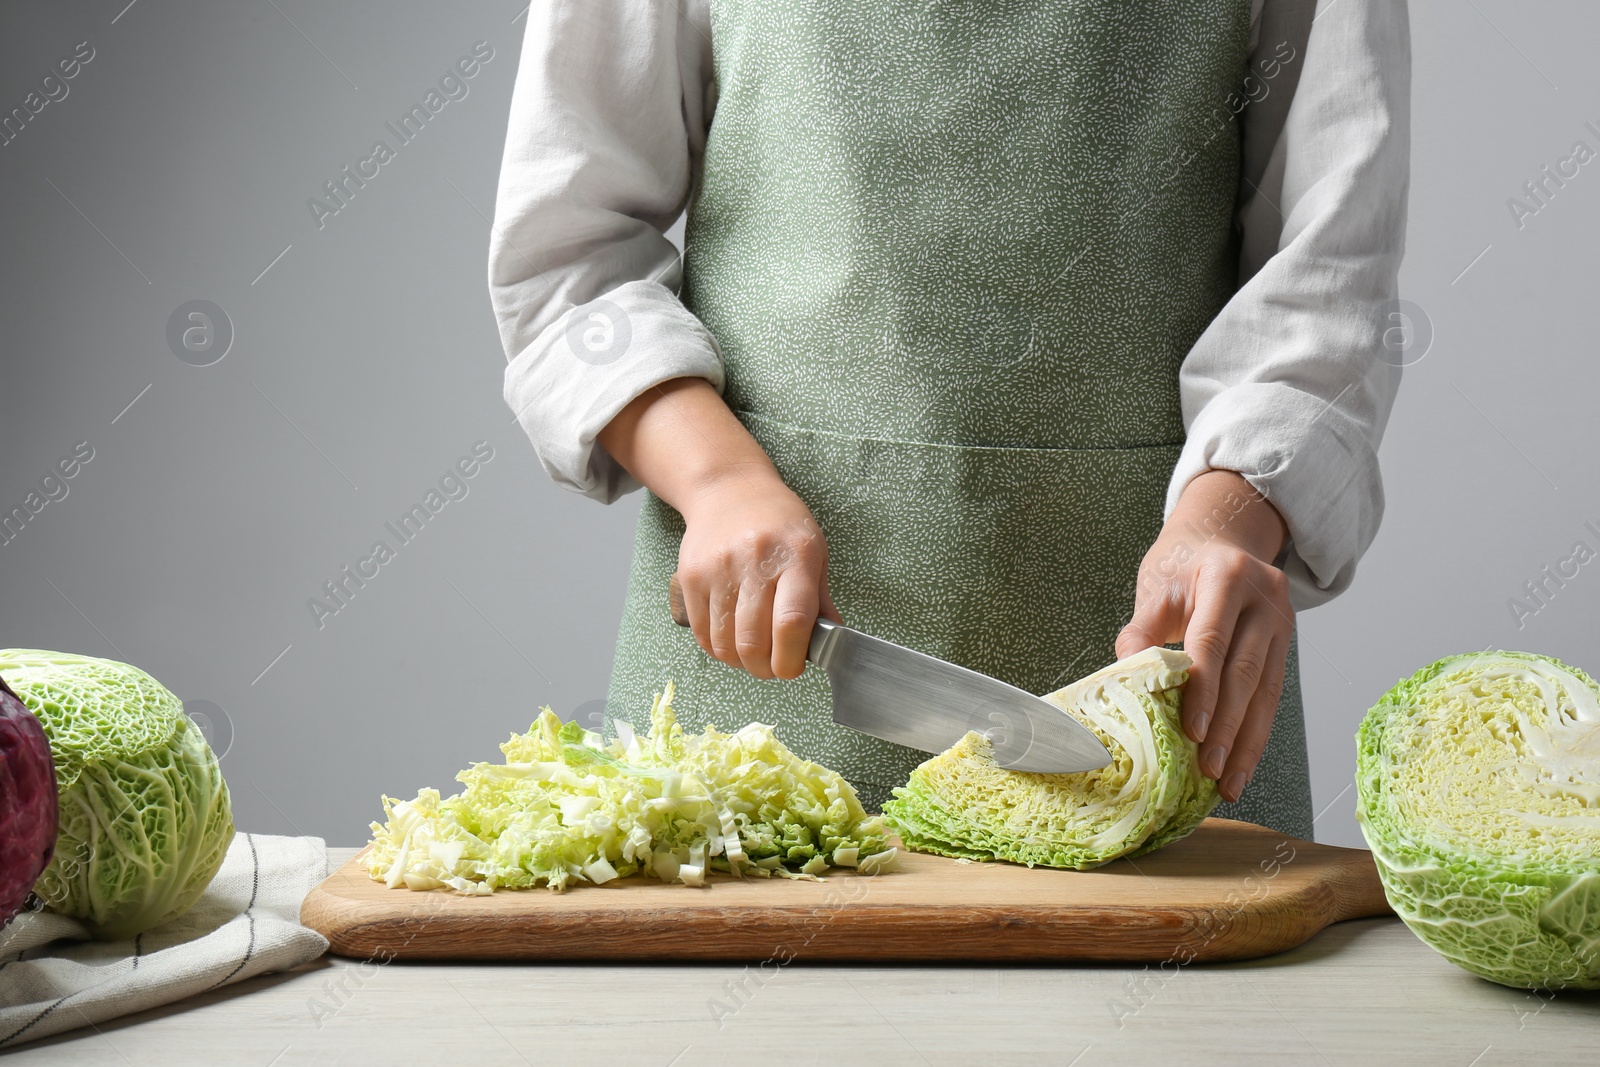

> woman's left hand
[1116,469,1293,804]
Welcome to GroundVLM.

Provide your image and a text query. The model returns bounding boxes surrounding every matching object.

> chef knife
[667,574,1112,773]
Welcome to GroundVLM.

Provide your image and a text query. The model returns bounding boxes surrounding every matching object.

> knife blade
[667,575,1112,773]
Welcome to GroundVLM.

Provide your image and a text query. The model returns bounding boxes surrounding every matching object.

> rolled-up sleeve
[492,0,721,503]
[1168,0,1411,609]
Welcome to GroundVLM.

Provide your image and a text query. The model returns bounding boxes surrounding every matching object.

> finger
[679,567,715,658]
[708,579,741,669]
[1176,574,1243,745]
[734,578,776,680]
[1218,625,1290,803]
[797,521,841,626]
[1197,605,1278,782]
[1116,570,1186,660]
[771,566,819,680]
[818,572,843,625]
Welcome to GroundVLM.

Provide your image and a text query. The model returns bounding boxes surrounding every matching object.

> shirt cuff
[502,278,725,503]
[1166,382,1385,610]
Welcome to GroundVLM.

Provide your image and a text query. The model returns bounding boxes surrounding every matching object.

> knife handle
[667,572,839,666]
[668,572,690,628]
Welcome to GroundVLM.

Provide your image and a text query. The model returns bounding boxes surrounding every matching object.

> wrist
[596,377,797,521]
[676,460,792,521]
[1169,469,1288,564]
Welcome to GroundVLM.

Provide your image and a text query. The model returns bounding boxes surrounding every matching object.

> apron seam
[732,408,1186,455]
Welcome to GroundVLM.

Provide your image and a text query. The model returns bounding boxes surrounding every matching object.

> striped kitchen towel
[0,833,330,1047]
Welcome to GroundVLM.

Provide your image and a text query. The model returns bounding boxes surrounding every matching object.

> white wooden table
[7,848,1595,1066]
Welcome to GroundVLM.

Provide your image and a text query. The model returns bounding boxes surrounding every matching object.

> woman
[491,0,1408,836]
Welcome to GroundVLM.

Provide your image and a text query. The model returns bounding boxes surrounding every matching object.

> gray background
[0,0,1593,848]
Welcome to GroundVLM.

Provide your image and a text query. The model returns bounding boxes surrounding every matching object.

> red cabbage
[0,674,57,927]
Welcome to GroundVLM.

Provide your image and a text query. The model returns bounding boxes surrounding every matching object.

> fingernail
[1191,713,1210,741]
[1223,771,1248,800]
[1202,746,1224,778]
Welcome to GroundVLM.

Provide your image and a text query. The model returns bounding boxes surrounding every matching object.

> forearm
[1170,0,1407,607]
[494,0,721,503]
[597,377,787,519]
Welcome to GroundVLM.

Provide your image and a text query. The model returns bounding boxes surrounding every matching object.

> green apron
[606,0,1314,838]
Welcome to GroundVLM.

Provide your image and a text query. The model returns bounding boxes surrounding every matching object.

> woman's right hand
[675,472,840,681]
[594,376,840,681]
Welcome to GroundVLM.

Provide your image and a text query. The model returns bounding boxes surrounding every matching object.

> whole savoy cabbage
[0,650,234,940]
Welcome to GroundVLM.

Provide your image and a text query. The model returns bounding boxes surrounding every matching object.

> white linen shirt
[490,0,1410,610]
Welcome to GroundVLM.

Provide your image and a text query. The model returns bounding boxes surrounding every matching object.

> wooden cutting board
[302,818,1392,964]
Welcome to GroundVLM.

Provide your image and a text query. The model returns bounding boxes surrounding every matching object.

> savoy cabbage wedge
[1357,651,1600,990]
[0,649,234,940]
[366,683,896,892]
[884,647,1216,869]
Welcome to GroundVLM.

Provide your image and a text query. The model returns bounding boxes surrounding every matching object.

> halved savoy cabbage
[884,647,1217,869]
[1357,651,1600,990]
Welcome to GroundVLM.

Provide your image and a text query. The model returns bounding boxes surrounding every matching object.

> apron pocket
[736,409,1183,696]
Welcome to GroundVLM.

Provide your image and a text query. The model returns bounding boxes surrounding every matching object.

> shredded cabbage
[884,647,1215,869]
[1357,651,1600,989]
[366,682,896,892]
